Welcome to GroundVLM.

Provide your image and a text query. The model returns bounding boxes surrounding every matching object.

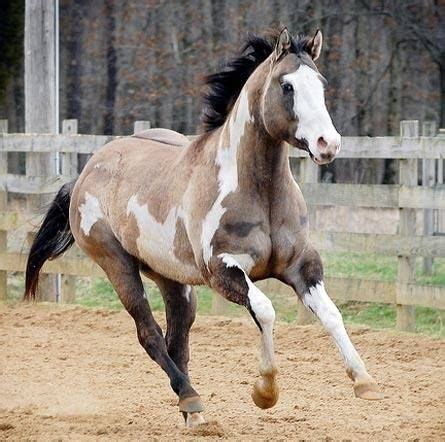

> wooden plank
[289,136,445,159]
[5,175,443,207]
[302,183,398,208]
[0,174,70,194]
[398,283,445,310]
[0,120,7,299]
[325,277,396,304]
[1,133,444,158]
[0,252,105,278]
[399,186,445,210]
[0,211,42,231]
[310,231,445,258]
[301,183,445,210]
[396,121,418,332]
[0,133,115,154]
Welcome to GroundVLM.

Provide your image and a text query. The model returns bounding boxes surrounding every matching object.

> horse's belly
[139,249,203,285]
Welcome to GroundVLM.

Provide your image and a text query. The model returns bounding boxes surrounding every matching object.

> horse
[24,28,382,427]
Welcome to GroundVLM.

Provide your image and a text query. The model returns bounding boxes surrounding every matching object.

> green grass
[321,252,445,285]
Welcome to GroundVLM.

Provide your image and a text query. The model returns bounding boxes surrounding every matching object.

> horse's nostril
[320,152,333,162]
[317,137,327,150]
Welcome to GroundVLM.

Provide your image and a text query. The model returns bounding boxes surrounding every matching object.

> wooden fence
[0,119,444,332]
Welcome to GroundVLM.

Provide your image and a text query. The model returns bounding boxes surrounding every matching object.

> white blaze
[201,88,253,265]
[78,192,103,236]
[283,65,340,158]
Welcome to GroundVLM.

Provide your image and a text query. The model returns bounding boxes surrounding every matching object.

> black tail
[24,181,76,300]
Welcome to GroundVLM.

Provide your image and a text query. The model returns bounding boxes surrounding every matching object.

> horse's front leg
[282,247,383,400]
[208,253,279,409]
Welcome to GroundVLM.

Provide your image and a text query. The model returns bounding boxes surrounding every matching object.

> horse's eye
[281,82,293,94]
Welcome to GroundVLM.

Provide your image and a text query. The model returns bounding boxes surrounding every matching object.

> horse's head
[260,28,340,165]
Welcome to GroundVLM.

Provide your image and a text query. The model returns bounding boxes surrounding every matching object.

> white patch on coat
[78,192,103,236]
[303,282,367,377]
[127,195,183,264]
[283,65,340,158]
[183,285,192,302]
[201,88,253,265]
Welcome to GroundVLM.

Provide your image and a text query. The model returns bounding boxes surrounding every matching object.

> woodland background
[0,0,443,183]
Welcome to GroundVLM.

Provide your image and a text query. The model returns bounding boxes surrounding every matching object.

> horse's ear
[307,29,323,61]
[273,27,291,61]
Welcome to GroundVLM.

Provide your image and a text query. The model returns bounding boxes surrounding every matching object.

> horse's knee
[284,247,324,298]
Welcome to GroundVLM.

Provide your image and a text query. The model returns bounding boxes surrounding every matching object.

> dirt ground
[0,303,444,441]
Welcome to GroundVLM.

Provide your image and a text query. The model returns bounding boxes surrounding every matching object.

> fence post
[59,119,78,303]
[134,121,151,134]
[396,120,418,332]
[25,0,58,301]
[296,156,319,325]
[421,121,437,275]
[0,120,8,300]
[61,119,78,177]
[438,129,445,234]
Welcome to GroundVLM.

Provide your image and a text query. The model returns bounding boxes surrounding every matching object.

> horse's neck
[213,88,291,194]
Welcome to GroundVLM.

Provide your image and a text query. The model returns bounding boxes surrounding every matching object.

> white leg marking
[201,89,253,265]
[78,192,103,236]
[219,253,276,372]
[304,282,368,378]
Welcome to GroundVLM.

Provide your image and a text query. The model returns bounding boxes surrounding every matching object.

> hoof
[185,412,206,428]
[354,378,383,401]
[179,395,204,413]
[251,378,279,409]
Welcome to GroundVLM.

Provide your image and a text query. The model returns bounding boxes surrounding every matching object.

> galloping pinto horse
[25,28,382,427]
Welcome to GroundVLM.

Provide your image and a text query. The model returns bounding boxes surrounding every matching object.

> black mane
[201,30,312,133]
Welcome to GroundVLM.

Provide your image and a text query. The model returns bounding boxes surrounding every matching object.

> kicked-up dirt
[0,303,444,440]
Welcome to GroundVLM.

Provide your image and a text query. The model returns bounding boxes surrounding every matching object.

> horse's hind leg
[150,276,201,426]
[154,278,196,376]
[76,227,204,421]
